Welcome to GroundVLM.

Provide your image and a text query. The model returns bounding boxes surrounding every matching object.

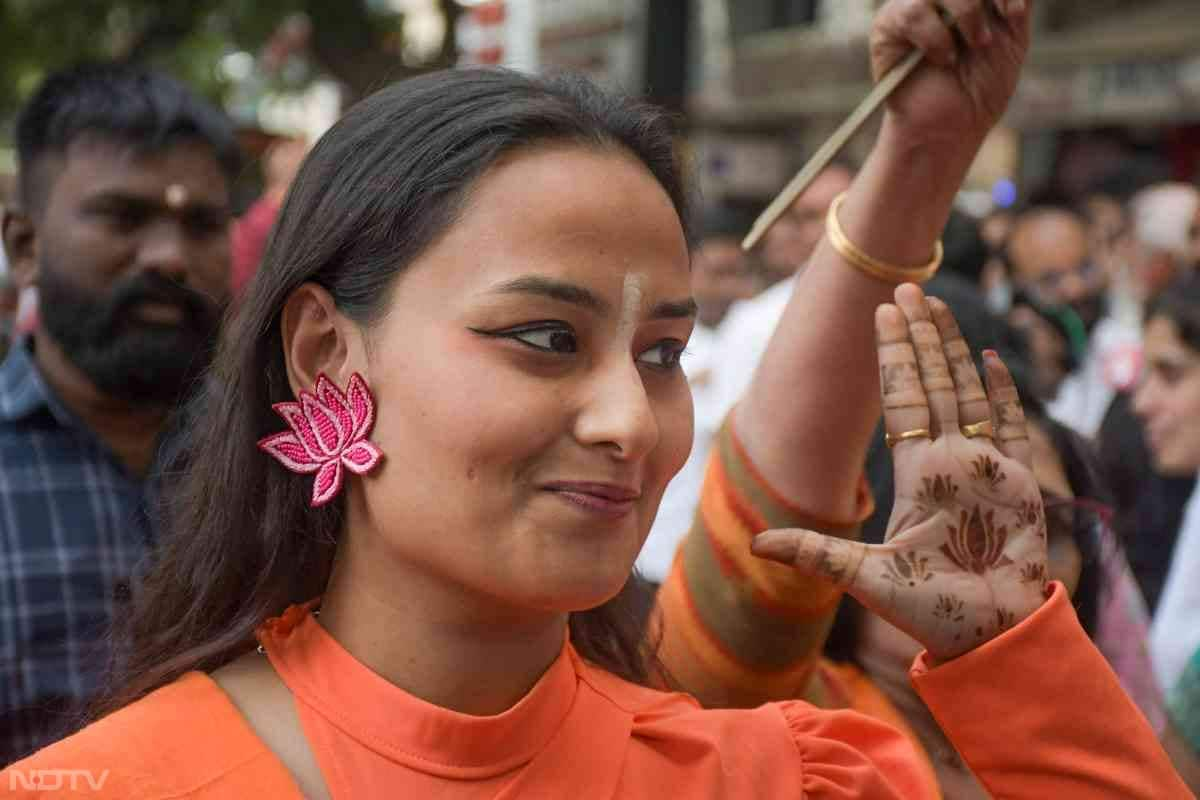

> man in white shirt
[637,167,853,582]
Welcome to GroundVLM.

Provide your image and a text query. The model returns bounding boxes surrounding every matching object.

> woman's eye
[508,326,578,354]
[637,341,686,370]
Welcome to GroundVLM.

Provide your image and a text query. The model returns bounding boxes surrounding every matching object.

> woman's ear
[280,283,366,396]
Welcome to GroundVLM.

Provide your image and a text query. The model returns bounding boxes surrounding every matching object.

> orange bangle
[826,192,943,284]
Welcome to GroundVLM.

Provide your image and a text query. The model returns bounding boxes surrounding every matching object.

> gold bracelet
[826,192,943,284]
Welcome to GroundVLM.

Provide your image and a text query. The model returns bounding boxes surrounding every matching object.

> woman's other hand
[872,0,1032,150]
[752,284,1047,662]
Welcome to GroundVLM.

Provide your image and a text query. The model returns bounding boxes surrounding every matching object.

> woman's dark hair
[1147,273,1200,353]
[96,68,689,717]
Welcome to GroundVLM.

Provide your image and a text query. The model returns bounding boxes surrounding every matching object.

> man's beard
[38,259,223,407]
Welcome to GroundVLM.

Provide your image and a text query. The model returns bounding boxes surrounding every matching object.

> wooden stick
[741,49,926,252]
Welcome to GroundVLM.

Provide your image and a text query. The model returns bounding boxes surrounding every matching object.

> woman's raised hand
[752,284,1046,661]
[872,0,1032,152]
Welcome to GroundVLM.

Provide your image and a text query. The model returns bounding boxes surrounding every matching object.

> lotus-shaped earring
[258,372,384,507]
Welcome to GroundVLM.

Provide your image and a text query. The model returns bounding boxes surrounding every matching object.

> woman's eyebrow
[650,298,699,320]
[488,276,609,314]
[487,275,697,320]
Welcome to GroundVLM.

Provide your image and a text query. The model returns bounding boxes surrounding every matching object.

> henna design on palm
[751,285,1049,662]
[940,506,1014,575]
[1019,561,1047,587]
[882,551,936,588]
[915,474,958,513]
[1014,498,1041,533]
[969,455,1007,490]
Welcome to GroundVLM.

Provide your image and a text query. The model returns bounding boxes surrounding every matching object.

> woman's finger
[751,529,871,591]
[873,0,958,75]
[939,0,993,49]
[895,284,959,435]
[927,297,991,431]
[982,349,1033,468]
[877,303,931,447]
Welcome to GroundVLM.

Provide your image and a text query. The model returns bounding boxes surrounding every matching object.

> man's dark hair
[15,62,241,214]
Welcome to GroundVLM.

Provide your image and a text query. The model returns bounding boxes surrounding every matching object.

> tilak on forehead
[618,273,646,333]
[164,183,189,210]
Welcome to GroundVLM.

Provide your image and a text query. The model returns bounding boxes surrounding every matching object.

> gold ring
[960,420,994,439]
[885,428,933,448]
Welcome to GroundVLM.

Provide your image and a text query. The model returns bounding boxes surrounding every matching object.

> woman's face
[1134,315,1200,476]
[352,144,694,613]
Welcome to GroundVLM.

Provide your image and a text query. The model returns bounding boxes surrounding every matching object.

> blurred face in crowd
[1008,209,1105,328]
[8,137,231,405]
[1083,194,1128,274]
[690,237,757,328]
[334,145,695,615]
[1134,315,1200,476]
[1008,304,1070,400]
[761,165,853,282]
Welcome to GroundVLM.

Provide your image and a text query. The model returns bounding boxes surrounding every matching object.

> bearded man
[0,63,239,763]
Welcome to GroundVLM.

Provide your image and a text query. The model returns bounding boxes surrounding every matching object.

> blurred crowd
[1,22,1199,797]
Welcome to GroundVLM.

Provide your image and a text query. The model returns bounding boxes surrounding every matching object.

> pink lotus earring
[258,372,384,507]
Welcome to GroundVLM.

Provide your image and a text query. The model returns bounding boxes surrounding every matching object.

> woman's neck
[317,539,568,717]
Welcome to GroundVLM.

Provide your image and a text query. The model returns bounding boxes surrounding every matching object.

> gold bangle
[826,192,943,284]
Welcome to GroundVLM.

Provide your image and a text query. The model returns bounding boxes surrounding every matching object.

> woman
[1134,273,1200,793]
[1135,274,1200,695]
[3,1,1186,797]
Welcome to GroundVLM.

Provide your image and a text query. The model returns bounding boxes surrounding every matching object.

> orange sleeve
[778,702,929,799]
[653,418,873,708]
[912,582,1191,799]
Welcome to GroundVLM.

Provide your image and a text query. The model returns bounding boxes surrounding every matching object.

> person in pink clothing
[2,1,1190,797]
[230,136,307,296]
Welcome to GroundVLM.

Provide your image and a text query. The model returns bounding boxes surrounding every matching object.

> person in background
[704,163,856,433]
[1098,183,1200,613]
[637,204,757,584]
[0,63,238,764]
[231,136,307,297]
[759,161,857,290]
[635,166,855,585]
[1002,204,1116,434]
[1134,274,1200,695]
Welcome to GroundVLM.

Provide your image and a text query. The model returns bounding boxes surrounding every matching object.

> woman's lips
[542,482,640,519]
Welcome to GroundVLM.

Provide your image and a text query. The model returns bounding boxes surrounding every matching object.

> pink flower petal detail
[346,373,376,441]
[302,393,345,457]
[316,374,355,444]
[275,401,324,461]
[311,459,343,507]
[258,431,323,474]
[341,440,383,475]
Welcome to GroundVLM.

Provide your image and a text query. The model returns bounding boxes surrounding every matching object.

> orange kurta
[3,585,1189,798]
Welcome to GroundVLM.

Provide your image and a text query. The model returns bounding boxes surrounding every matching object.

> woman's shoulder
[2,672,300,799]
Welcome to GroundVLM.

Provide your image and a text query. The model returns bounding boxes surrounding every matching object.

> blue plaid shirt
[0,339,153,765]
